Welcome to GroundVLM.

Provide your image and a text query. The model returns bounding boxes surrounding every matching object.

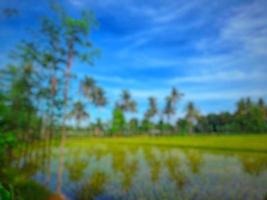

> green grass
[66,134,267,152]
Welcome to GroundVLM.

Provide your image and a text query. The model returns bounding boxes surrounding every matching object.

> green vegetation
[66,134,267,152]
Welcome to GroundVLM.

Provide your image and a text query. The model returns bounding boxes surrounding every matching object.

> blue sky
[1,0,267,123]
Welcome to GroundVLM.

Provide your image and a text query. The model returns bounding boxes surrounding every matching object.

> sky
[0,0,267,123]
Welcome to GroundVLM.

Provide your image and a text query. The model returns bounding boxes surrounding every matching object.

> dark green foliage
[194,98,267,133]
[15,180,50,200]
[129,118,139,135]
[140,119,151,132]
[111,107,125,135]
[0,133,17,151]
[176,119,190,134]
[0,183,13,200]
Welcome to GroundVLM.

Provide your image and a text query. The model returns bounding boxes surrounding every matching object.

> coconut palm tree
[92,86,107,107]
[145,96,158,120]
[80,76,95,97]
[185,102,199,133]
[164,96,174,123]
[69,101,89,128]
[91,86,107,135]
[164,88,183,124]
[258,98,267,120]
[119,90,137,113]
[171,87,182,104]
[116,90,137,134]
[236,98,247,115]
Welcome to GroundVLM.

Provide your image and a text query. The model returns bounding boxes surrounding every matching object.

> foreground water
[14,142,267,200]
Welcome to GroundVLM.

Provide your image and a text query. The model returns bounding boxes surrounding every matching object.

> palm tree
[117,90,137,134]
[119,90,137,113]
[145,96,158,120]
[258,98,265,109]
[164,96,174,123]
[171,87,183,104]
[80,76,95,97]
[91,87,107,135]
[236,98,246,115]
[81,77,107,134]
[164,88,183,124]
[92,86,107,107]
[185,102,199,133]
[69,101,89,128]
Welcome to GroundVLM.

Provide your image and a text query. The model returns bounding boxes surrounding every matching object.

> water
[16,143,267,199]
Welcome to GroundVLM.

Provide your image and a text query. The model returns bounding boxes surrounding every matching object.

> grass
[66,134,267,152]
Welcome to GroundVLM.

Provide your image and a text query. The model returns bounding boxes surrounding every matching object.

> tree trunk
[57,49,73,194]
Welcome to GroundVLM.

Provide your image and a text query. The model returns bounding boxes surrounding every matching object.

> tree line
[68,90,267,136]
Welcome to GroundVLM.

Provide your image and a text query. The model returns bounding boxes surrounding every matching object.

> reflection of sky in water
[32,144,267,200]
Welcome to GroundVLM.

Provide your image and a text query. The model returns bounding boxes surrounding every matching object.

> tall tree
[170,87,183,105]
[80,76,107,125]
[145,97,158,121]
[164,88,183,125]
[119,90,137,113]
[117,90,137,134]
[92,86,107,107]
[258,98,267,121]
[80,76,95,98]
[39,6,100,194]
[185,102,199,133]
[40,5,100,145]
[163,96,174,124]
[91,87,107,134]
[111,106,125,135]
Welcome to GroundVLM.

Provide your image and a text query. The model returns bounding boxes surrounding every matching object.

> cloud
[186,89,267,101]
[196,0,267,57]
[168,70,267,84]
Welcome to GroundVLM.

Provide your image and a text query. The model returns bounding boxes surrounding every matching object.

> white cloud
[186,89,267,101]
[195,0,267,57]
[168,70,266,84]
[221,2,267,56]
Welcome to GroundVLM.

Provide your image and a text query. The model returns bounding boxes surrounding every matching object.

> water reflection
[185,150,203,174]
[2,142,267,200]
[239,155,267,176]
[66,157,88,182]
[75,171,108,200]
[166,152,187,189]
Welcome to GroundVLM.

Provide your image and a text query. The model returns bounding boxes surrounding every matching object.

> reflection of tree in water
[75,171,108,200]
[121,157,138,191]
[14,145,46,178]
[239,154,267,176]
[93,146,109,161]
[184,150,203,174]
[144,148,162,183]
[111,147,138,191]
[20,158,40,177]
[112,148,126,172]
[0,144,52,200]
[65,158,88,182]
[166,153,187,189]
